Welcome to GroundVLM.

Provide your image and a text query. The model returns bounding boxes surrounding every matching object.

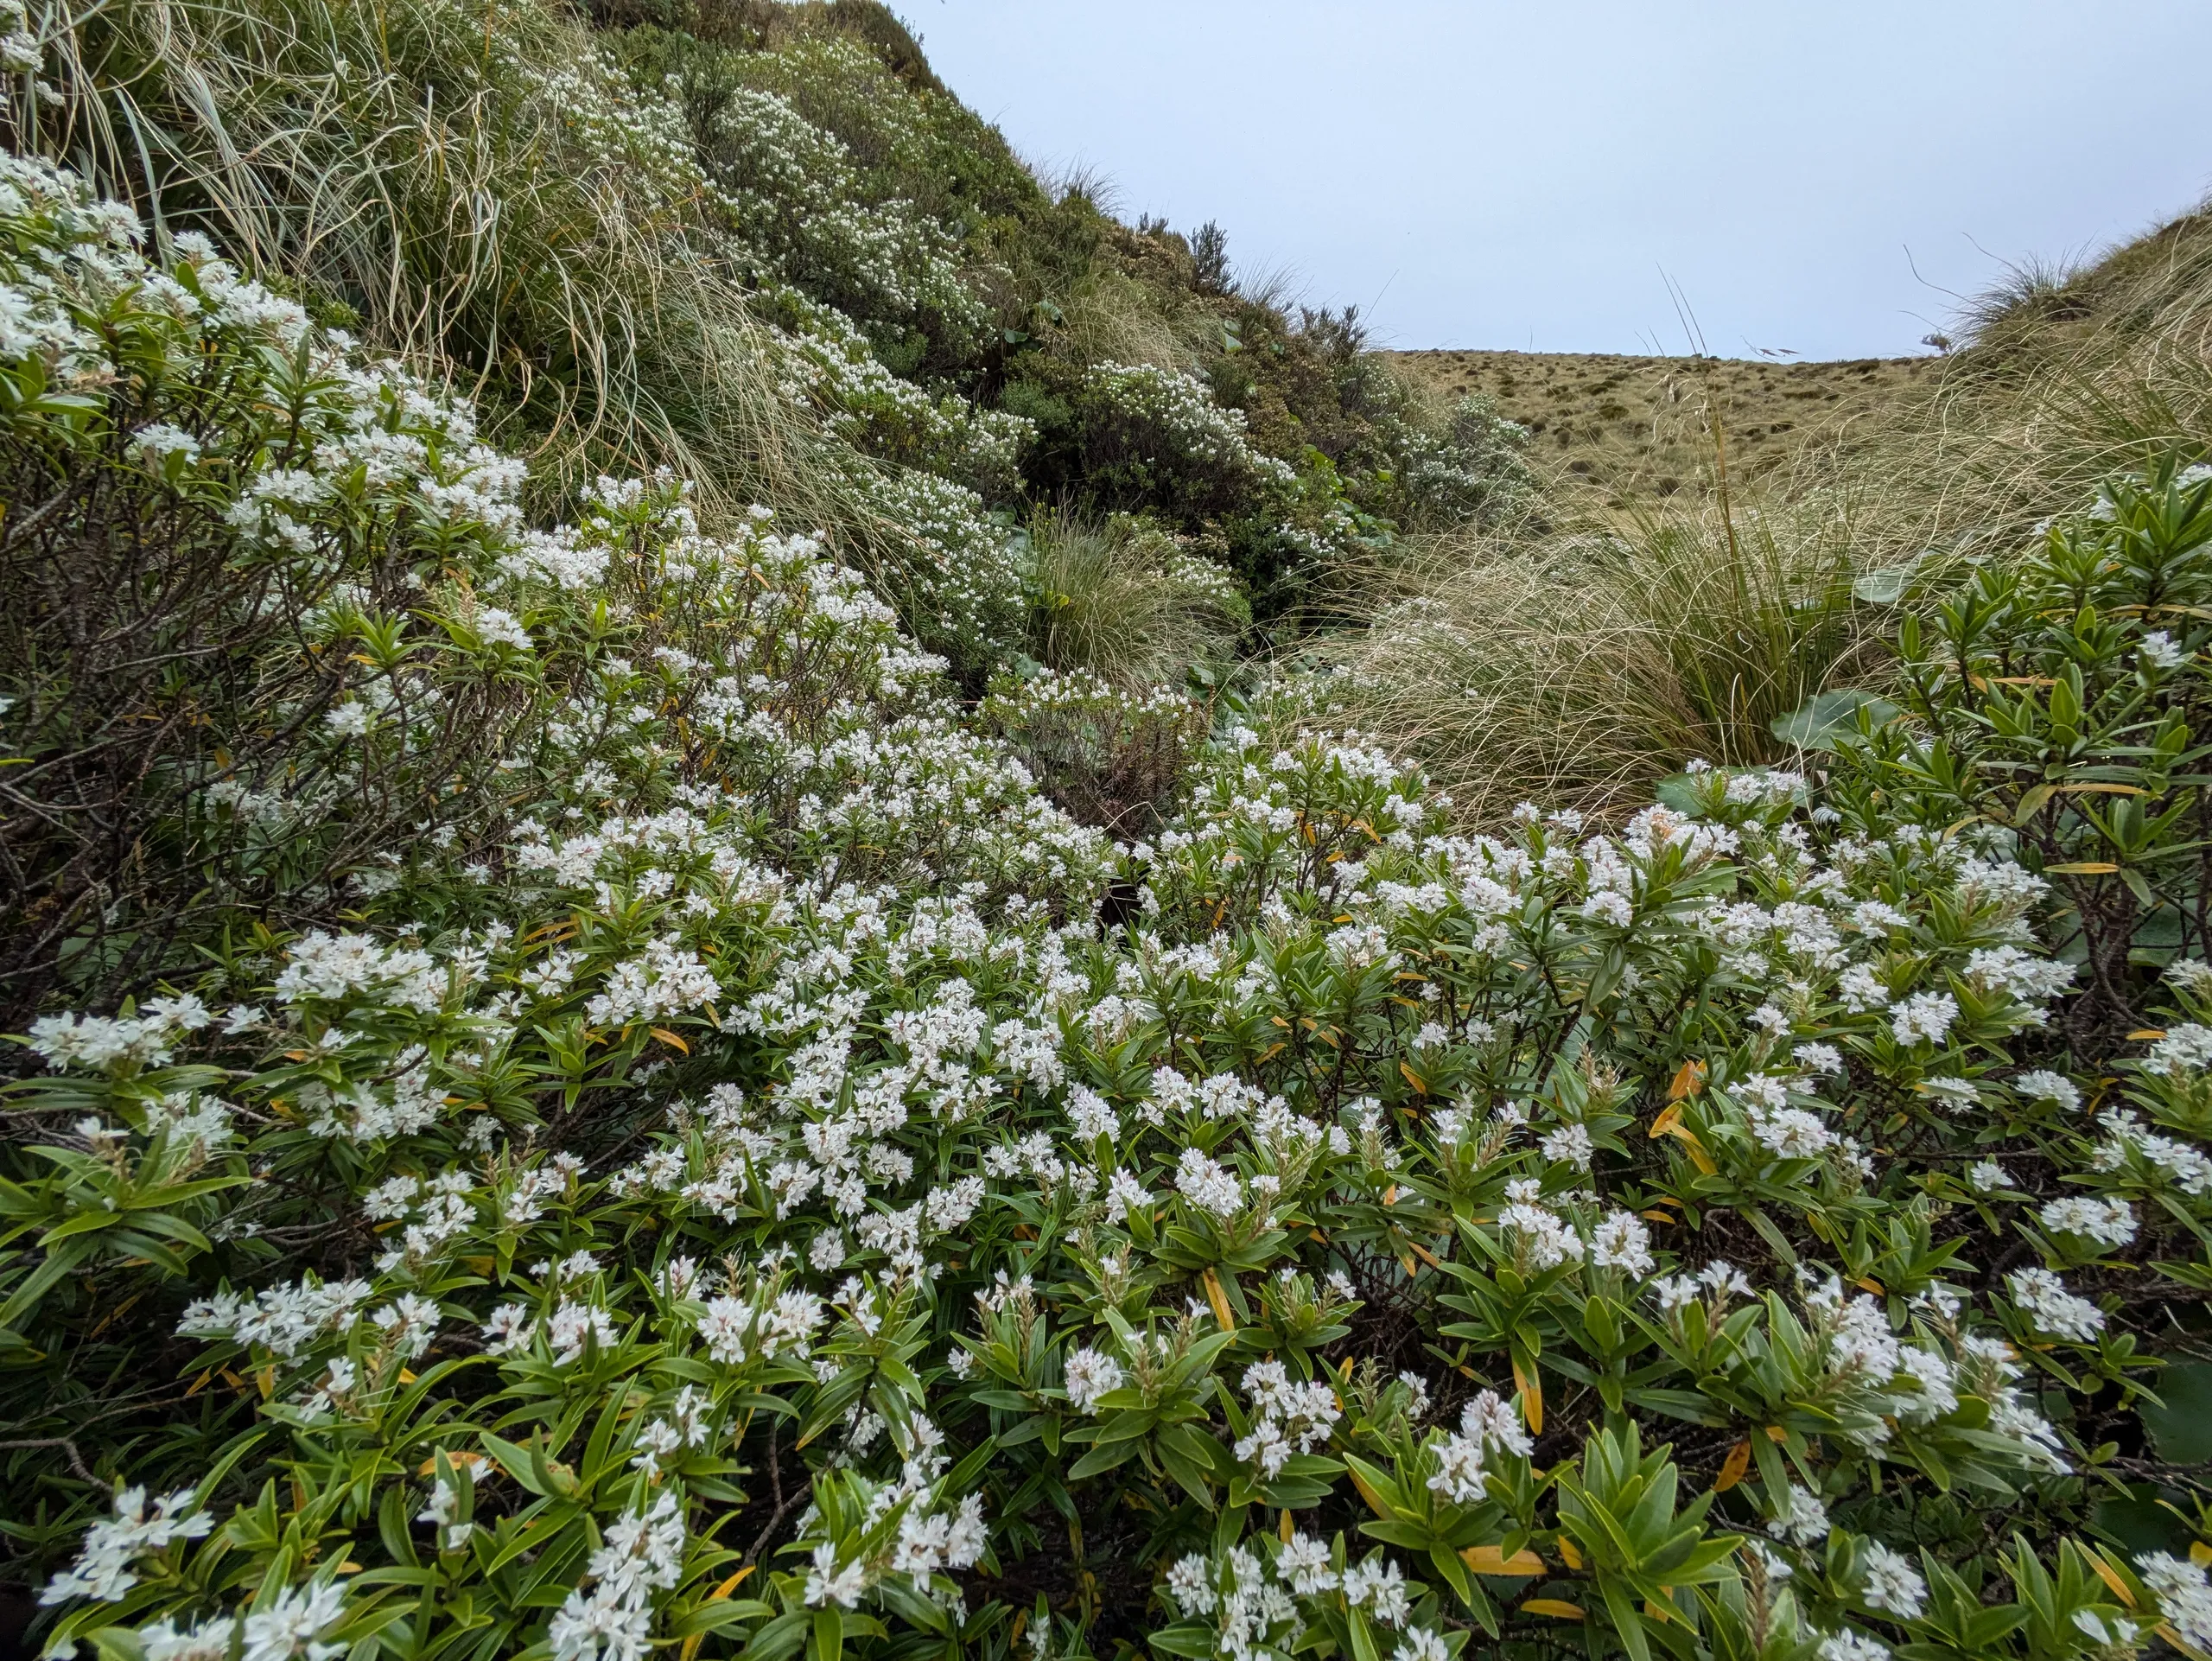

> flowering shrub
[835,458,1030,677]
[647,35,988,359]
[1075,361,1298,526]
[768,289,1033,493]
[982,671,1207,837]
[10,121,2212,1661]
[1830,460,2212,1046]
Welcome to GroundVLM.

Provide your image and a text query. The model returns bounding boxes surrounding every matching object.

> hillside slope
[1386,347,1937,503]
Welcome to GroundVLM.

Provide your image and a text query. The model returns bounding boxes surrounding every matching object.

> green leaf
[1770,689,1901,753]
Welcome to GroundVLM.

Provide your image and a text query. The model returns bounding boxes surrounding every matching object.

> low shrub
[1828,458,2212,1049]
[981,670,1207,838]
[1071,360,1296,525]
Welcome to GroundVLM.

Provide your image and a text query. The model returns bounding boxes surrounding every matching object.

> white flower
[1165,1554,1217,1615]
[129,423,200,464]
[2013,1069,2081,1109]
[239,1581,348,1661]
[2139,1553,2212,1651]
[1062,1346,1123,1413]
[1539,1122,1593,1170]
[2038,1195,2136,1249]
[1891,991,1959,1047]
[324,700,372,738]
[1967,1159,2010,1193]
[1278,1531,1337,1595]
[2006,1267,2106,1341]
[1859,1541,1926,1618]
[41,1485,213,1605]
[1766,1482,1829,1546]
[2149,1022,2212,1076]
[1580,889,1633,927]
[1588,1211,1655,1276]
[1173,1148,1243,1218]
[2140,630,2189,671]
[474,607,532,651]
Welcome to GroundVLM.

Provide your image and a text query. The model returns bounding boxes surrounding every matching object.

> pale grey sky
[905,1,2212,360]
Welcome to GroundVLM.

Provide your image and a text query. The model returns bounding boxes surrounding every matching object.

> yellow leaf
[1640,1209,1675,1225]
[1201,1268,1236,1332]
[1668,1060,1706,1101]
[1764,1425,1789,1443]
[2044,862,2119,875]
[1512,1355,1544,1435]
[1461,1545,1545,1577]
[418,1451,488,1476]
[1522,1600,1586,1620]
[649,1027,690,1053]
[1400,1060,1427,1096]
[679,1567,758,1661]
[2194,1542,2212,1569]
[1348,1464,1392,1521]
[1556,1534,1585,1570]
[1648,1104,1684,1140]
[1714,1440,1751,1492]
[2088,1555,2139,1608]
[1383,1185,1398,1206]
[1280,1510,1295,1543]
[2130,1029,2169,1041]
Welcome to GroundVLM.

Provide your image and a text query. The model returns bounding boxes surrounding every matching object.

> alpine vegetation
[4,5,2212,1661]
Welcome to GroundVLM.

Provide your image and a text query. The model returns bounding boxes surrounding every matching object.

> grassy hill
[1385,347,1938,503]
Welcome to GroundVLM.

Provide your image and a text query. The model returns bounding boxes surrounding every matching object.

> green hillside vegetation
[6,6,2212,1661]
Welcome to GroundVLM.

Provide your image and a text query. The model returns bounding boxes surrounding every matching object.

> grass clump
[1023,511,1245,690]
[1336,487,1902,818]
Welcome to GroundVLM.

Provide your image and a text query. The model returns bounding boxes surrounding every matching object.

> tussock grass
[1854,203,2212,564]
[1332,486,1904,821]
[22,0,831,517]
[1026,511,1243,689]
[1347,204,2212,824]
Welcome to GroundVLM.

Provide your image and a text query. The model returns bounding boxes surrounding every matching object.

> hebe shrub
[10,152,2212,1661]
[982,671,1206,838]
[1830,461,2212,1046]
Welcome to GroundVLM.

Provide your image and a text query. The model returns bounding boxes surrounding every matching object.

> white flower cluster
[41,1486,213,1605]
[1234,1359,1342,1476]
[1425,1388,1532,1504]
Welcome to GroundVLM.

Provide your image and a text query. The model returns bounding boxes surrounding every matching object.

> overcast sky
[904,1,2212,361]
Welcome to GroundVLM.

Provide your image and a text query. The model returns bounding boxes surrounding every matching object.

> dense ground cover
[5,6,2212,1661]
